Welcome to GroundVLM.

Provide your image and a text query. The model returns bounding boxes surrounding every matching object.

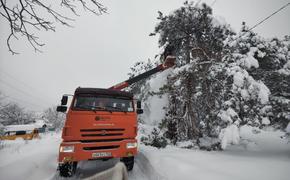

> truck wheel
[121,156,134,171]
[58,162,77,177]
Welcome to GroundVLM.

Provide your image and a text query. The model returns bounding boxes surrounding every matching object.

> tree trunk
[184,39,199,139]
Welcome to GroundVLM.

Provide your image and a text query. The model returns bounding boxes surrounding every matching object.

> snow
[1,125,290,180]
[241,55,259,69]
[286,122,290,133]
[141,126,290,180]
[219,124,240,149]
[261,117,270,125]
[0,132,149,180]
[176,140,194,148]
[278,61,290,75]
[148,69,170,92]
[218,108,238,123]
[240,88,250,100]
[233,71,244,87]
[0,133,60,180]
[4,120,47,132]
[141,69,171,125]
[255,81,271,105]
[239,125,289,152]
[4,124,40,132]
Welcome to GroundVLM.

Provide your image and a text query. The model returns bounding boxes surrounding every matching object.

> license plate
[92,152,112,158]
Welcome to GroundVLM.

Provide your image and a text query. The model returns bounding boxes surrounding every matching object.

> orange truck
[56,56,175,177]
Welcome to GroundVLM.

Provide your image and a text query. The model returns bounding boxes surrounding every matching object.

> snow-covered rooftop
[5,124,40,132]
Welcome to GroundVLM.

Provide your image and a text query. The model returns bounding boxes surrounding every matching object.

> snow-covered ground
[141,125,290,180]
[0,132,60,180]
[0,132,152,180]
[0,127,289,180]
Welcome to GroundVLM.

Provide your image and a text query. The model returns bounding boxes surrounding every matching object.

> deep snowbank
[141,126,290,180]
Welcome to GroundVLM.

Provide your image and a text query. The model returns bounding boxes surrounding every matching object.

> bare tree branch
[0,0,107,54]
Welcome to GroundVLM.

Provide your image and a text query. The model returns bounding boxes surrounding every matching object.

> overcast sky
[0,0,289,112]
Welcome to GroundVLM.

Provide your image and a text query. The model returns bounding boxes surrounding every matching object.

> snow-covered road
[1,127,290,180]
[51,153,154,180]
[0,133,155,180]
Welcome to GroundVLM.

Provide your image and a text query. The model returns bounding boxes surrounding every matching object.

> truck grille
[80,139,124,143]
[83,145,120,151]
[82,133,122,137]
[80,128,124,138]
[80,128,125,132]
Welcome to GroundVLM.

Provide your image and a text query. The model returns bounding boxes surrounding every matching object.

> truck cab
[57,88,142,177]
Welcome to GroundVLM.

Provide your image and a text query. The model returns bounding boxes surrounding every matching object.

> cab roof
[75,87,133,98]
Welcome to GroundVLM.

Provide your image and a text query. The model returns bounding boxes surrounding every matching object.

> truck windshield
[72,94,134,112]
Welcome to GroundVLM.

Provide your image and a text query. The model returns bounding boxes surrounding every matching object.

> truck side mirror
[57,106,67,113]
[137,109,143,114]
[61,95,68,105]
[136,101,143,114]
[137,101,142,109]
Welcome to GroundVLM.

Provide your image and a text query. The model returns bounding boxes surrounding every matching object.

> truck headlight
[126,142,137,149]
[60,145,74,153]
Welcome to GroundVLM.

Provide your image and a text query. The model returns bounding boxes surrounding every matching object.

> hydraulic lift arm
[109,56,176,90]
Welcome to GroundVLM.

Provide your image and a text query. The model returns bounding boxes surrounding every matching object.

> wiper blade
[78,105,112,113]
[105,105,127,113]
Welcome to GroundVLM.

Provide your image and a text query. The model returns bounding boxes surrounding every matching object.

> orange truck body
[58,89,138,164]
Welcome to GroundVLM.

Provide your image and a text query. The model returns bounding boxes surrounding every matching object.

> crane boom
[109,56,176,90]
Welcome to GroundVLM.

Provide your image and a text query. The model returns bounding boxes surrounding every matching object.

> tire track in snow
[129,152,166,180]
[52,151,164,180]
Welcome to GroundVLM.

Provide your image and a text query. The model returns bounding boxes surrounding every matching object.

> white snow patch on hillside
[141,69,171,125]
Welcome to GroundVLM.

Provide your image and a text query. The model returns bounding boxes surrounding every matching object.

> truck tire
[121,156,134,171]
[58,162,77,177]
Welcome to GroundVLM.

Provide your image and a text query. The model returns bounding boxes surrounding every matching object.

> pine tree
[152,2,233,141]
[139,2,289,150]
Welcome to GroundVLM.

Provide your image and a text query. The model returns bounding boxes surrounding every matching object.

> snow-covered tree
[43,106,65,131]
[0,0,107,54]
[150,2,233,142]
[126,59,155,96]
[139,2,289,150]
[0,103,36,125]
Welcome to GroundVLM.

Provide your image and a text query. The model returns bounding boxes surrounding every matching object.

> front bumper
[58,139,138,163]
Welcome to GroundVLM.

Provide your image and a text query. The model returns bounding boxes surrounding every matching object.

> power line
[0,70,39,92]
[248,2,290,32]
[0,78,52,106]
[1,93,47,110]
[0,70,57,106]
[233,2,290,41]
[211,0,217,7]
